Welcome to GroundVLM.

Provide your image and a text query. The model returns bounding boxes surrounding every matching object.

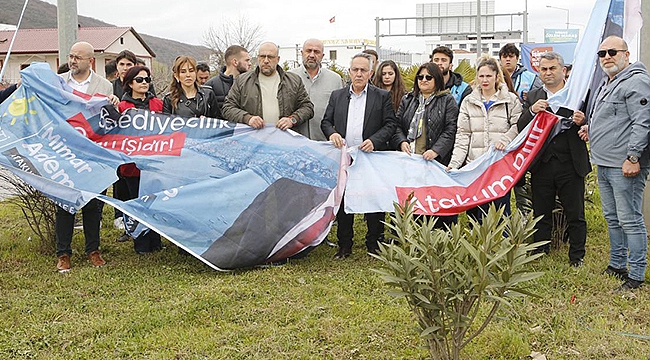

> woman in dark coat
[118,65,163,254]
[392,62,459,228]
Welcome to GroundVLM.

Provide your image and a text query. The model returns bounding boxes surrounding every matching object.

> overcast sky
[40,0,600,52]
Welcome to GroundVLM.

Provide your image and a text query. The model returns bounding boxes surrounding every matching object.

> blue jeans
[597,166,649,282]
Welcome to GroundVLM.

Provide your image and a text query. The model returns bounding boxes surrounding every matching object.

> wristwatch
[627,155,639,164]
[290,117,297,125]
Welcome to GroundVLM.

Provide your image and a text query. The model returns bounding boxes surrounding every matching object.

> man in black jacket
[321,53,397,259]
[517,52,590,266]
[205,45,251,113]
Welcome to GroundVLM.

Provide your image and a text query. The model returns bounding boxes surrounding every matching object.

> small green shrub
[373,199,548,360]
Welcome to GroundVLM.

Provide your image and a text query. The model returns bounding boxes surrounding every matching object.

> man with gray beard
[586,35,650,291]
[290,39,344,141]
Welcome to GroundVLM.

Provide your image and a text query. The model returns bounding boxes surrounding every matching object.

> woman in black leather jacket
[163,56,220,118]
[392,62,458,165]
[392,62,459,228]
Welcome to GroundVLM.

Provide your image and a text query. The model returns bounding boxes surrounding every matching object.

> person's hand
[247,116,264,129]
[494,141,507,151]
[578,124,589,142]
[522,91,528,101]
[423,149,438,161]
[572,110,586,126]
[109,94,120,107]
[531,99,548,114]
[276,116,294,131]
[329,133,344,148]
[445,166,452,172]
[400,142,411,155]
[623,160,641,177]
[359,139,375,152]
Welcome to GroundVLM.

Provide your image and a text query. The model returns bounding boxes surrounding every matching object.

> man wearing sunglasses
[55,41,118,273]
[587,35,650,291]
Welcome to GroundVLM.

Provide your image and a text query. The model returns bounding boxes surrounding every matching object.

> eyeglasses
[134,76,151,84]
[258,54,278,60]
[597,49,627,58]
[416,74,434,81]
[350,67,370,74]
[68,54,91,61]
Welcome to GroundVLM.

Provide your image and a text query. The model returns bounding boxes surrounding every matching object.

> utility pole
[57,0,78,66]
[641,0,650,229]
[476,0,482,58]
[641,0,649,65]
[375,17,380,54]
[523,0,528,43]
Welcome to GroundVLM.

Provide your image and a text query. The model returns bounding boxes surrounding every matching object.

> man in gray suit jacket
[55,41,118,273]
[321,53,397,259]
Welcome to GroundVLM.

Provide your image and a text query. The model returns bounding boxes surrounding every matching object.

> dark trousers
[530,157,586,262]
[123,176,162,253]
[466,192,511,224]
[55,198,103,257]
[336,196,384,250]
[113,178,129,218]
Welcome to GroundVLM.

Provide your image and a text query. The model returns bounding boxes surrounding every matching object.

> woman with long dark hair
[392,62,458,228]
[118,65,163,254]
[373,60,406,113]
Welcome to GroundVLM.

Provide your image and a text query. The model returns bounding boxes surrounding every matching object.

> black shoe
[570,259,584,268]
[366,243,380,256]
[616,278,644,291]
[603,266,628,281]
[334,246,351,259]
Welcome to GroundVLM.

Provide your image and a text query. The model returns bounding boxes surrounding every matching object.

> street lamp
[546,5,570,29]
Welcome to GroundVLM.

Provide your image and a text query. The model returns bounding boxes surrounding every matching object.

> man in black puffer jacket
[205,45,252,114]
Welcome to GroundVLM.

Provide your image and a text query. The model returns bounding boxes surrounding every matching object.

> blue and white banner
[0,63,344,270]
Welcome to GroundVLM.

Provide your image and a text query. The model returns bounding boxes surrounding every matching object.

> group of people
[4,34,646,291]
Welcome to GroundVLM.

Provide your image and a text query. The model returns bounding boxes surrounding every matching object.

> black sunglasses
[597,49,626,58]
[134,76,152,83]
[416,74,434,81]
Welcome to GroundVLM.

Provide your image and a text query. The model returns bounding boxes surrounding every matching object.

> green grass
[0,200,649,359]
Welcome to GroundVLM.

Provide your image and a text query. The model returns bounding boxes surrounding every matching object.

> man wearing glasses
[222,42,313,130]
[55,41,118,273]
[321,53,397,259]
[587,35,650,291]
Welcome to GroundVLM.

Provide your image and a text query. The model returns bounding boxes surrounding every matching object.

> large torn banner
[0,63,344,270]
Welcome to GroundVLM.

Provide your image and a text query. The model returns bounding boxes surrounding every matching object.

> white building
[416,0,524,66]
[0,27,155,84]
[279,39,378,70]
[426,31,523,67]
[279,39,424,70]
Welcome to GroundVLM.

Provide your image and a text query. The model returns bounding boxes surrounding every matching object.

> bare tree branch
[202,15,264,68]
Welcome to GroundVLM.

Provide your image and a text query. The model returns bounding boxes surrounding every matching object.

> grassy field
[0,199,649,359]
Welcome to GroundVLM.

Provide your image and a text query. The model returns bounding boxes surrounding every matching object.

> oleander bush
[373,199,548,360]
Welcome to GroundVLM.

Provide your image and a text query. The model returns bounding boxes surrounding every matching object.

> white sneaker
[113,217,125,230]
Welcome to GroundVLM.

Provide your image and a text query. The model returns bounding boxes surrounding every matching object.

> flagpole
[0,0,30,81]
